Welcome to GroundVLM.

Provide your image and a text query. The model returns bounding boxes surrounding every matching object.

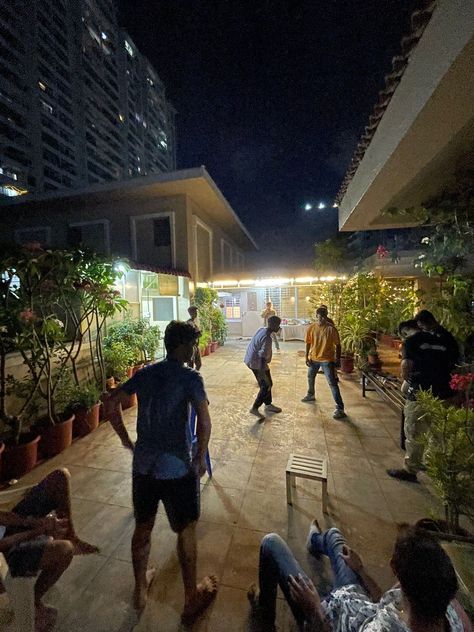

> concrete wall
[185,196,245,281]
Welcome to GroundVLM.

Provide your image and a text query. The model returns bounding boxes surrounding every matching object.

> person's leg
[12,468,98,555]
[163,473,217,622]
[404,400,428,473]
[263,370,273,405]
[131,473,160,610]
[251,369,271,408]
[306,361,319,396]
[271,332,280,351]
[257,533,309,629]
[194,347,202,371]
[321,363,344,410]
[34,539,74,604]
[41,468,98,554]
[308,528,359,589]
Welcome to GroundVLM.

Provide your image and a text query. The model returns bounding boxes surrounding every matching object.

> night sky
[118,0,420,269]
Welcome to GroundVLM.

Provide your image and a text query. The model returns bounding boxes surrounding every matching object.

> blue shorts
[4,479,56,577]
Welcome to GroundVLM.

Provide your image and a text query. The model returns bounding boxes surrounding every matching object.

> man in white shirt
[244,315,282,420]
[248,521,465,632]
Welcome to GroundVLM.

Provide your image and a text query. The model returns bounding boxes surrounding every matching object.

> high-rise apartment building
[0,0,176,198]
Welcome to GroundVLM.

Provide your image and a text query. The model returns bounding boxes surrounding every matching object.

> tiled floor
[4,340,444,631]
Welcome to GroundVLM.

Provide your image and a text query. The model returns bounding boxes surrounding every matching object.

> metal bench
[286,454,328,513]
[361,369,406,449]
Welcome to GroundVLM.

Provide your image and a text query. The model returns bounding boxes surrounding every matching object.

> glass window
[224,296,241,320]
[153,217,171,247]
[153,297,174,321]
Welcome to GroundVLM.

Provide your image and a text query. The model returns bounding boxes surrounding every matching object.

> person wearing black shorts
[108,320,216,623]
[0,468,98,630]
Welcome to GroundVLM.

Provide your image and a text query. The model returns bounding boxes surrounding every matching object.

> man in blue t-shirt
[108,320,216,622]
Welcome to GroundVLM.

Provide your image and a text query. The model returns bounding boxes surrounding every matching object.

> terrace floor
[1,339,444,631]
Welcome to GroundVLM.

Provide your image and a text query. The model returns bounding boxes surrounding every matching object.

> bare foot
[247,582,260,608]
[70,537,99,555]
[181,575,218,624]
[35,603,57,632]
[133,567,156,611]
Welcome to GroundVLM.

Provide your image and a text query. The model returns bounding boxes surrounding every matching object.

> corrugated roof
[334,0,437,205]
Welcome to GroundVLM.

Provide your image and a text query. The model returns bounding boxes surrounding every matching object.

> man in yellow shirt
[302,308,346,419]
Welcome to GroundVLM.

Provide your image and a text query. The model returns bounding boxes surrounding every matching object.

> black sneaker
[387,468,418,483]
[333,409,347,420]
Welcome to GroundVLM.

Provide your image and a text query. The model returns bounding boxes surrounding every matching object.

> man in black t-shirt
[387,310,459,483]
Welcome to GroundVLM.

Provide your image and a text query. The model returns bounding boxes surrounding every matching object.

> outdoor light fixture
[332,203,338,208]
[318,202,326,210]
[304,203,313,211]
[114,262,127,274]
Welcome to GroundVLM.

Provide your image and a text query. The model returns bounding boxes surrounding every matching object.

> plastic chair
[189,407,212,477]
[0,485,36,632]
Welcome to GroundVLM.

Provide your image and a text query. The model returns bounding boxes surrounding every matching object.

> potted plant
[200,331,211,357]
[339,314,372,374]
[366,347,383,371]
[209,306,227,349]
[67,383,102,437]
[416,379,474,539]
[103,340,136,410]
[142,324,161,364]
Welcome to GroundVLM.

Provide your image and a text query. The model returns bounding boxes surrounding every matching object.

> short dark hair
[414,309,437,326]
[319,305,328,315]
[164,320,198,352]
[188,305,197,313]
[391,525,457,620]
[316,307,327,318]
[398,319,419,335]
[267,315,281,329]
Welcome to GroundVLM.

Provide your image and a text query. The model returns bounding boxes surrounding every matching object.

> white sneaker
[265,404,282,413]
[306,519,321,552]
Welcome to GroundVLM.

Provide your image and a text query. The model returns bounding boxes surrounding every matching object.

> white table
[281,323,309,341]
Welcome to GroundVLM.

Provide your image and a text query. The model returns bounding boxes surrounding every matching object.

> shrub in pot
[66,383,102,437]
[417,381,474,537]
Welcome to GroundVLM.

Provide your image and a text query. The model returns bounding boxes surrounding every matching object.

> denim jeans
[251,368,273,408]
[307,361,344,410]
[258,529,361,629]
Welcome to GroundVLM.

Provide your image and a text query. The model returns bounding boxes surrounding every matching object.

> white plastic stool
[286,454,329,513]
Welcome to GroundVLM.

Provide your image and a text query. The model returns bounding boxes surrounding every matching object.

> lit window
[124,40,134,57]
[224,297,241,320]
[0,185,28,197]
[38,81,47,91]
[160,140,167,149]
[137,166,141,173]
[134,112,141,122]
[147,77,154,86]
[118,113,125,122]
[0,167,18,181]
[101,31,108,40]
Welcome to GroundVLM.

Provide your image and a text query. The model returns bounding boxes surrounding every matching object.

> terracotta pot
[106,376,116,390]
[202,346,210,357]
[122,392,137,410]
[211,342,218,353]
[391,338,401,349]
[340,355,354,374]
[73,403,100,437]
[38,414,74,458]
[2,433,41,480]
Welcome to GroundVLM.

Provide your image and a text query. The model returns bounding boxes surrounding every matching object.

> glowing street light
[318,202,326,210]
[304,203,313,211]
